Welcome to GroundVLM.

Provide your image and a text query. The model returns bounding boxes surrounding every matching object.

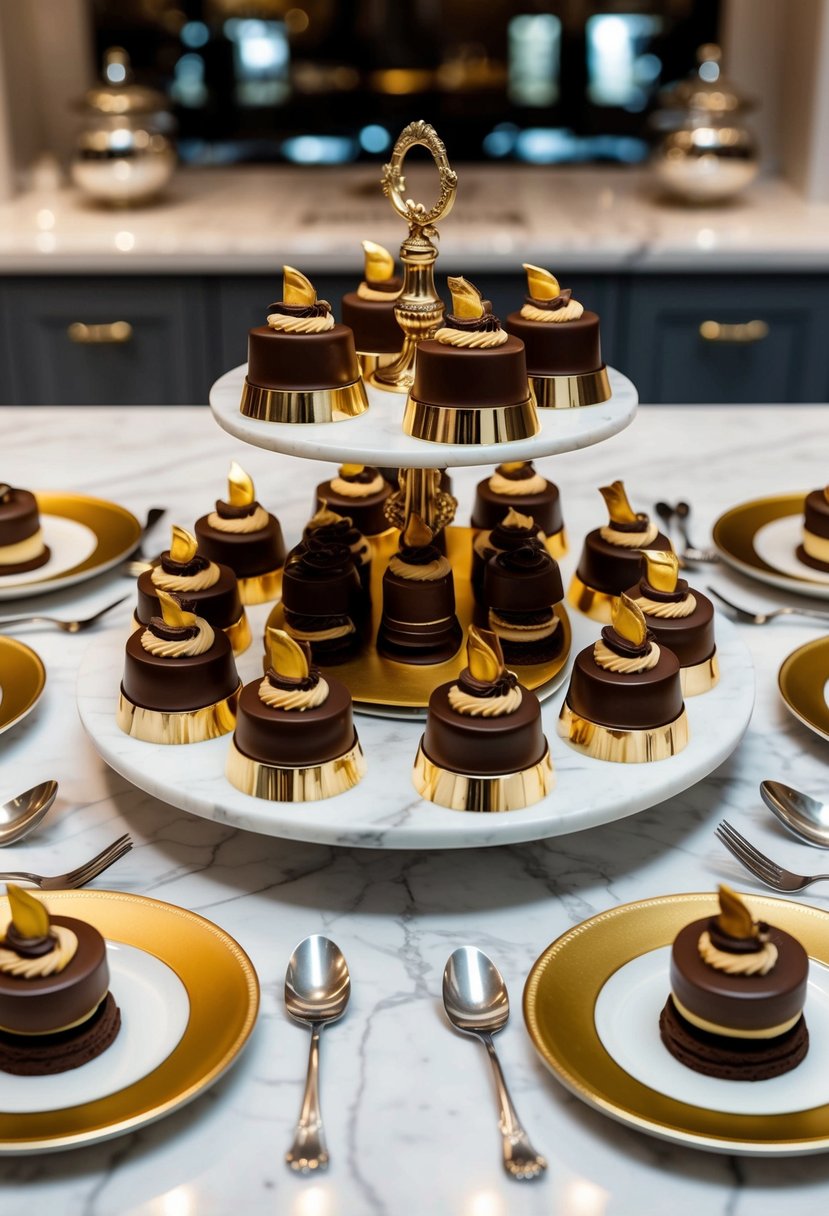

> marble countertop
[2,166,829,275]
[1,403,828,1215]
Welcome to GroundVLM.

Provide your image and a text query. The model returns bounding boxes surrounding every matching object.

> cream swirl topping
[388,553,451,581]
[285,619,354,642]
[434,326,508,349]
[356,282,401,302]
[600,522,658,548]
[488,471,546,496]
[329,472,385,498]
[697,929,778,976]
[206,504,269,534]
[593,638,660,673]
[802,528,829,563]
[634,593,697,619]
[141,616,215,658]
[152,561,221,592]
[0,529,46,565]
[0,925,78,978]
[267,311,334,333]
[520,298,584,323]
[258,674,329,711]
[448,682,522,717]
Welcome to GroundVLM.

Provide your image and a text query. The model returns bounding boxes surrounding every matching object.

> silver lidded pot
[651,44,759,204]
[71,47,176,206]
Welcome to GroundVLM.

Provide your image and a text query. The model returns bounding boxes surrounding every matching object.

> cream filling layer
[520,299,584,323]
[802,527,829,562]
[697,929,778,976]
[206,505,269,534]
[671,992,801,1041]
[635,593,697,619]
[0,528,45,566]
[258,674,329,711]
[266,312,334,333]
[600,522,659,547]
[448,683,522,717]
[0,925,78,978]
[488,609,560,643]
[488,472,547,496]
[593,639,660,673]
[285,620,354,642]
[141,617,215,657]
[152,562,221,592]
[357,282,401,302]
[329,473,386,498]
[434,326,508,349]
[388,553,451,581]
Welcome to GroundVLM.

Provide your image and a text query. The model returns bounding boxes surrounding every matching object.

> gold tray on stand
[267,526,571,716]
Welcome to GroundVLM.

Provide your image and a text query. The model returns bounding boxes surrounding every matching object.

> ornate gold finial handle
[380,120,458,234]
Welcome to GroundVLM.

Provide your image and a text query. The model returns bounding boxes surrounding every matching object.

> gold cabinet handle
[67,321,133,345]
[699,319,769,343]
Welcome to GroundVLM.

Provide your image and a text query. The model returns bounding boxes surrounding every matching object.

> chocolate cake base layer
[137,565,243,630]
[341,292,403,354]
[796,544,829,573]
[567,644,683,730]
[282,612,362,665]
[423,682,546,776]
[0,992,120,1076]
[576,528,672,597]
[659,998,808,1081]
[194,515,285,578]
[0,488,42,545]
[471,480,562,536]
[247,324,360,391]
[412,336,530,408]
[233,677,355,765]
[803,489,829,540]
[0,916,110,1035]
[495,621,565,666]
[121,628,238,712]
[314,482,391,537]
[624,583,717,667]
[0,545,51,575]
[505,310,601,375]
[376,616,463,666]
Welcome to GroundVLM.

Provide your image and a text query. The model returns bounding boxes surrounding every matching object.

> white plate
[76,607,754,849]
[210,364,638,469]
[0,517,98,589]
[754,515,829,587]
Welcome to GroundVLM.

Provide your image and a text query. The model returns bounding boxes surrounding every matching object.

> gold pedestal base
[237,567,283,606]
[681,651,720,697]
[239,377,368,424]
[402,394,539,445]
[546,527,568,560]
[557,703,689,763]
[359,350,400,385]
[225,737,366,801]
[567,574,617,623]
[412,741,554,812]
[133,611,251,657]
[116,684,240,745]
[530,366,611,409]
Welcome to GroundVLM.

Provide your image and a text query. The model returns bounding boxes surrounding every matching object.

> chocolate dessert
[483,540,565,664]
[281,541,367,665]
[403,276,538,444]
[0,483,50,575]
[797,485,829,573]
[660,886,809,1081]
[194,461,285,603]
[626,550,719,696]
[298,504,372,593]
[471,461,564,543]
[136,525,250,655]
[558,593,688,762]
[314,464,392,537]
[506,264,603,377]
[340,240,403,358]
[569,481,672,622]
[376,515,463,665]
[472,507,545,602]
[118,590,240,743]
[0,884,120,1075]
[227,628,365,800]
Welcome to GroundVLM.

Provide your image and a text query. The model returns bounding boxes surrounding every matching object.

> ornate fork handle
[286,1024,329,1173]
[480,1033,547,1181]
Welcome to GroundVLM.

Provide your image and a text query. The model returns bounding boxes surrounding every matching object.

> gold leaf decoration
[7,883,50,939]
[500,461,527,473]
[266,627,310,680]
[522,263,561,302]
[599,480,639,525]
[717,884,756,939]
[339,463,365,477]
[447,276,484,320]
[361,240,395,283]
[283,265,316,307]
[641,549,680,593]
[403,513,434,548]
[501,507,535,530]
[157,589,196,629]
[309,503,347,529]
[467,625,505,683]
[228,460,255,507]
[169,525,197,564]
[612,593,648,647]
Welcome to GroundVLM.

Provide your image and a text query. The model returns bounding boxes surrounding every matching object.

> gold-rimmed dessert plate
[0,494,141,602]
[0,636,46,735]
[524,893,829,1155]
[0,889,258,1154]
[713,493,829,601]
[779,636,829,743]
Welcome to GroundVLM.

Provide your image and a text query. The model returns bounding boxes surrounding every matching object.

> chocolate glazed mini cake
[626,550,719,696]
[472,507,545,602]
[660,886,809,1081]
[797,485,829,573]
[413,627,553,812]
[241,265,368,424]
[281,541,368,665]
[136,525,250,655]
[340,240,403,379]
[0,483,50,575]
[471,461,565,555]
[298,504,372,593]
[403,276,538,445]
[569,480,672,623]
[118,590,240,744]
[558,593,688,762]
[376,515,463,666]
[484,541,565,665]
[314,463,392,538]
[227,629,365,801]
[194,461,285,604]
[0,885,120,1076]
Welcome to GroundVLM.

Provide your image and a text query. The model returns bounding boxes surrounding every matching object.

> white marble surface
[1,404,829,1214]
[2,166,829,274]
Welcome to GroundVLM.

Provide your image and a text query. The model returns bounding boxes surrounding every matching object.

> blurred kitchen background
[0,0,828,406]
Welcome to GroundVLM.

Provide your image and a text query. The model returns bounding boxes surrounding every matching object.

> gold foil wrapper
[225,737,366,801]
[566,573,618,623]
[530,367,611,410]
[412,740,554,812]
[237,567,283,607]
[402,394,539,446]
[557,703,689,763]
[116,685,241,745]
[240,378,368,424]
[680,651,720,697]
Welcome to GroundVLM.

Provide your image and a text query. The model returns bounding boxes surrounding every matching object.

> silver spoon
[0,780,58,846]
[761,780,829,848]
[443,947,547,1182]
[284,935,351,1174]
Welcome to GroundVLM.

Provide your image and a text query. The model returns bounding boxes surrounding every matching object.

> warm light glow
[292,1184,333,1216]
[36,208,55,231]
[115,230,135,252]
[561,1177,610,1216]
[465,1189,509,1216]
[158,1185,195,1216]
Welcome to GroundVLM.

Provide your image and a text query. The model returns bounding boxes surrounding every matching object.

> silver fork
[0,594,131,634]
[0,833,133,889]
[716,820,829,892]
[708,587,829,625]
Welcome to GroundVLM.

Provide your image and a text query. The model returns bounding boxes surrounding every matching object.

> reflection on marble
[1,405,829,1213]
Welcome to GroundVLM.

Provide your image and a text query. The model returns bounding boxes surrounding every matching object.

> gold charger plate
[524,892,829,1155]
[779,636,829,743]
[0,890,259,1154]
[267,526,572,711]
[0,636,46,735]
[713,493,829,598]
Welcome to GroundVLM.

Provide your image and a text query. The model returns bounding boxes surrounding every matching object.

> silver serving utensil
[122,506,166,574]
[284,935,351,1173]
[0,832,132,888]
[674,501,720,564]
[761,780,829,848]
[443,947,547,1182]
[708,587,829,625]
[0,780,58,846]
[0,594,130,633]
[716,819,829,892]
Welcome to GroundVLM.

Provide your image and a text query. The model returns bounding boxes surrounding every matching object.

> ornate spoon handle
[480,1033,547,1181]
[286,1024,329,1172]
